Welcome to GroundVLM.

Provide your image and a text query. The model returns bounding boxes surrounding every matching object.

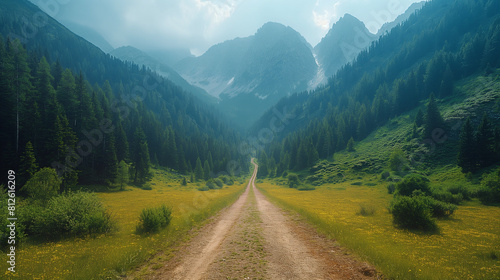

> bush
[30,191,114,238]
[288,174,300,188]
[387,183,396,194]
[206,179,221,190]
[214,178,224,189]
[21,167,61,201]
[431,189,463,205]
[197,185,209,191]
[415,193,457,218]
[447,185,471,201]
[396,174,431,196]
[389,148,408,172]
[390,196,437,231]
[219,175,234,186]
[477,169,500,204]
[357,204,376,216]
[0,188,26,248]
[136,205,172,233]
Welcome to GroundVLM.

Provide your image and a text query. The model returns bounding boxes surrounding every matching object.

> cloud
[33,0,423,55]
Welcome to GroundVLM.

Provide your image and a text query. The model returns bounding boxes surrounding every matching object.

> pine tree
[203,160,211,181]
[258,151,269,178]
[415,108,424,127]
[439,64,454,97]
[115,121,129,162]
[194,157,204,181]
[57,69,78,126]
[115,160,129,190]
[132,127,151,184]
[19,141,38,187]
[11,40,31,153]
[476,113,495,168]
[423,93,445,139]
[347,137,355,152]
[457,118,477,173]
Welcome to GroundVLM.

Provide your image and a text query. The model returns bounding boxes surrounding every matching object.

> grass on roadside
[1,168,247,279]
[257,181,500,280]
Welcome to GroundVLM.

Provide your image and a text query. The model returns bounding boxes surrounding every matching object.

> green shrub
[387,183,396,194]
[206,179,220,190]
[136,205,172,233]
[214,178,224,189]
[389,148,408,172]
[431,188,463,205]
[30,191,114,238]
[447,185,471,201]
[288,174,300,189]
[477,169,500,204]
[197,185,209,191]
[390,196,437,232]
[21,167,61,201]
[358,204,376,216]
[396,174,431,196]
[219,175,234,186]
[415,193,457,218]
[0,188,26,248]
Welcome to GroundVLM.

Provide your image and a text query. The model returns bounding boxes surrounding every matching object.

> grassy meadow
[257,178,500,280]
[1,169,247,279]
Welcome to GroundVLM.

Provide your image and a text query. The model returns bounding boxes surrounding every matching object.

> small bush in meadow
[288,174,300,188]
[396,174,431,196]
[219,175,234,186]
[431,189,463,205]
[414,192,457,218]
[390,196,437,232]
[206,179,220,189]
[136,205,172,233]
[357,204,376,216]
[30,191,115,238]
[214,178,224,189]
[197,185,209,191]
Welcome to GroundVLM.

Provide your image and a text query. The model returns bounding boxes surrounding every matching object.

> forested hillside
[0,0,248,188]
[254,0,500,175]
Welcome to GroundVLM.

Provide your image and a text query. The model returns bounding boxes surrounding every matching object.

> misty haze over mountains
[78,2,425,129]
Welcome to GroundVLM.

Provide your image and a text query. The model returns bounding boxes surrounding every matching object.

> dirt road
[147,159,378,279]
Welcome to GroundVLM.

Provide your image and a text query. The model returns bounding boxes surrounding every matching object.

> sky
[31,0,424,56]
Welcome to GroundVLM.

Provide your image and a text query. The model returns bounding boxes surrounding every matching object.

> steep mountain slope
[60,20,115,53]
[175,22,317,129]
[314,14,376,82]
[376,1,426,37]
[110,46,216,104]
[253,0,500,173]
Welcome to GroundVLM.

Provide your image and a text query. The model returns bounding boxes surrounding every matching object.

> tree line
[0,37,247,190]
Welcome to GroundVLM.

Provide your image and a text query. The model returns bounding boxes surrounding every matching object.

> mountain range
[54,4,425,129]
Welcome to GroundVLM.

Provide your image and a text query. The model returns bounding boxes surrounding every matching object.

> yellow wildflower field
[258,181,500,280]
[1,169,246,279]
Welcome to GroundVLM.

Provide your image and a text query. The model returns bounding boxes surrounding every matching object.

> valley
[0,0,499,279]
